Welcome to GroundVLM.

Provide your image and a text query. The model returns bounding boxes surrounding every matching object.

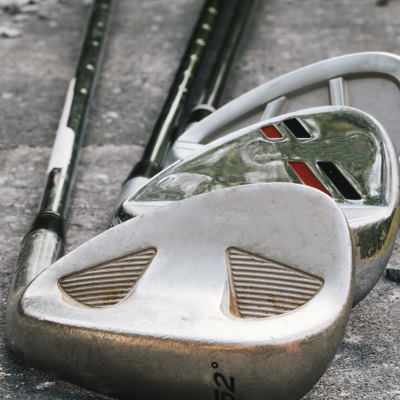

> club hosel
[113,160,161,224]
[8,209,65,297]
[10,226,64,298]
[5,226,64,363]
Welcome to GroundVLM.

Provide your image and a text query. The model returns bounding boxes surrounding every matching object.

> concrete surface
[1,0,400,398]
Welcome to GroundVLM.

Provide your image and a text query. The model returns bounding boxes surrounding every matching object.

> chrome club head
[167,52,400,162]
[113,52,400,223]
[118,106,400,305]
[7,183,353,400]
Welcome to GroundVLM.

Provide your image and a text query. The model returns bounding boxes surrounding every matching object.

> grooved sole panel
[58,248,156,307]
[227,247,324,318]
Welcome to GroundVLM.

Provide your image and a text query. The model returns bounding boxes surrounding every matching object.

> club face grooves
[317,161,361,200]
[59,248,157,307]
[226,247,324,319]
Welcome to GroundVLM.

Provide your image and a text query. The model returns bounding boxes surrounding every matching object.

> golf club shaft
[186,0,256,126]
[125,0,224,182]
[12,0,113,290]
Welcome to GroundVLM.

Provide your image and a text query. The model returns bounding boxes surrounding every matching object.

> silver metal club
[166,52,400,162]
[6,1,261,397]
[119,106,400,305]
[164,51,400,282]
[7,0,114,300]
[114,0,256,222]
[6,183,354,400]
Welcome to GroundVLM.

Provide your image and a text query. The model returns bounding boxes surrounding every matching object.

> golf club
[140,51,400,282]
[6,0,249,314]
[165,52,400,162]
[5,0,399,398]
[5,0,114,298]
[5,3,377,399]
[114,0,256,221]
[119,106,400,305]
[7,183,354,400]
[6,0,259,397]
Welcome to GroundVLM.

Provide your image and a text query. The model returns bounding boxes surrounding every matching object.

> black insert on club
[283,118,312,138]
[317,161,361,200]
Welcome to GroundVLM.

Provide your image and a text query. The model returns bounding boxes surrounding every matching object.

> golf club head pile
[108,53,400,395]
[6,52,400,400]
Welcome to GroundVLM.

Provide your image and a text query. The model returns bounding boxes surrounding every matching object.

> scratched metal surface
[1,0,400,399]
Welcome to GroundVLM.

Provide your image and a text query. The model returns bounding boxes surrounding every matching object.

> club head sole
[7,183,353,400]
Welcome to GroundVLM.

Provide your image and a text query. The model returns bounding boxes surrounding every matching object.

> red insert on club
[289,161,330,196]
[260,125,283,139]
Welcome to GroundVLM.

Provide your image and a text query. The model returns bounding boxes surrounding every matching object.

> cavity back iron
[167,52,400,160]
[114,51,400,284]
[117,106,400,305]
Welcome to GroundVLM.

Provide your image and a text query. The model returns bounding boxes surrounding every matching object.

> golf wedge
[117,106,400,305]
[7,183,354,400]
